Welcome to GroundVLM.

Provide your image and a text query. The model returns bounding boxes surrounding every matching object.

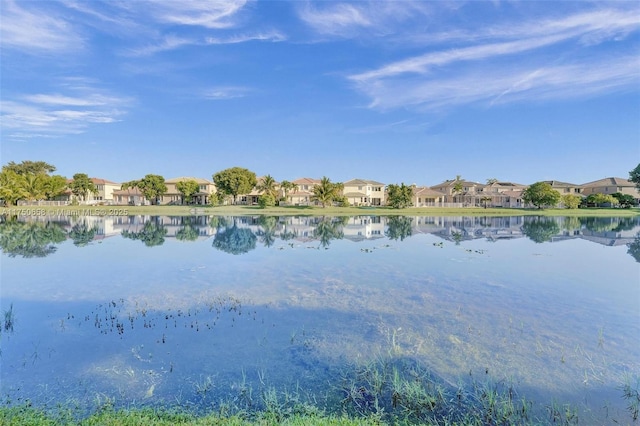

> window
[200,185,206,191]
[358,186,363,190]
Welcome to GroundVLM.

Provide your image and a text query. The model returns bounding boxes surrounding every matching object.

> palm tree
[311,177,342,208]
[452,175,464,204]
[279,180,297,203]
[256,175,278,200]
[20,174,47,201]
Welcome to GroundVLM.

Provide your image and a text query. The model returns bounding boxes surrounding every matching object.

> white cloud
[145,0,248,29]
[298,1,430,38]
[1,81,133,138]
[347,6,640,111]
[203,86,252,100]
[0,0,83,53]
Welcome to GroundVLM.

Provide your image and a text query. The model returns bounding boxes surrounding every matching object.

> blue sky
[1,0,639,186]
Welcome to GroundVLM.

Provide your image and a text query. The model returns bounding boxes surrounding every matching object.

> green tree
[258,194,276,208]
[561,194,582,209]
[585,193,618,207]
[486,178,498,185]
[2,160,56,175]
[176,179,200,205]
[279,180,297,203]
[630,163,640,191]
[69,173,98,202]
[256,175,279,200]
[612,192,636,208]
[386,183,413,209]
[311,177,343,208]
[122,174,167,205]
[452,175,464,203]
[522,182,561,209]
[20,173,47,201]
[43,175,68,200]
[0,171,27,205]
[212,167,257,205]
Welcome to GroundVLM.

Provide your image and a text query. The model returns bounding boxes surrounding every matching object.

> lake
[1,214,639,423]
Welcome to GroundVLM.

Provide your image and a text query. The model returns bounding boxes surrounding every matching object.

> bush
[258,194,275,208]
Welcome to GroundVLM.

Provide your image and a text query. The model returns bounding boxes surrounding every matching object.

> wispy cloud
[347,6,640,111]
[205,30,286,45]
[145,0,248,29]
[203,86,252,100]
[0,0,84,53]
[298,1,430,38]
[1,80,133,139]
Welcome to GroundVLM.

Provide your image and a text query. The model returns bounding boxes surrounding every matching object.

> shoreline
[2,205,639,217]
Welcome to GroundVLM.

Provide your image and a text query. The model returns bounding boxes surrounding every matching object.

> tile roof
[580,177,634,187]
[165,177,214,184]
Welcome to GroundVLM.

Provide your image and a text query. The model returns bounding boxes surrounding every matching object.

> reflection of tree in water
[175,218,200,242]
[628,232,640,263]
[521,216,560,243]
[121,219,167,247]
[0,218,67,257]
[212,220,257,255]
[314,216,347,247]
[385,216,413,241]
[257,216,278,248]
[581,217,639,233]
[68,222,98,247]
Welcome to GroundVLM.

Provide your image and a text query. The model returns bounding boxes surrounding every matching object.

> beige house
[431,179,484,206]
[411,186,445,207]
[287,178,321,206]
[236,176,281,205]
[479,181,527,208]
[581,177,639,200]
[60,177,120,204]
[112,187,148,206]
[160,177,216,205]
[541,180,583,195]
[342,179,385,206]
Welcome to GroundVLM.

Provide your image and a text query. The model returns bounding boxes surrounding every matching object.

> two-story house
[342,179,385,206]
[160,177,216,205]
[580,177,639,202]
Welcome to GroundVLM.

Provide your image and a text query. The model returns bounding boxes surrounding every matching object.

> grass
[6,204,640,217]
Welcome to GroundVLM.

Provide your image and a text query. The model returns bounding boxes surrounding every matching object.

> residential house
[160,177,216,205]
[237,176,280,205]
[580,177,639,201]
[479,181,527,208]
[342,179,385,206]
[112,187,148,206]
[430,179,484,206]
[59,177,120,204]
[287,178,321,206]
[541,180,583,196]
[411,186,445,207]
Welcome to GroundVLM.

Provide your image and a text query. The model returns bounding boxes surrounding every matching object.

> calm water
[1,214,639,422]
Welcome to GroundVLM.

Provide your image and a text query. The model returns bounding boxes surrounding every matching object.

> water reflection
[1,214,639,259]
[0,216,67,257]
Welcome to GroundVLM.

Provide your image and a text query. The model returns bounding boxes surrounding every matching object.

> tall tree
[212,167,257,205]
[69,173,98,202]
[311,176,343,208]
[452,175,464,202]
[629,163,640,191]
[2,160,56,175]
[122,174,167,205]
[43,175,68,200]
[561,194,582,209]
[386,183,413,209]
[176,179,200,205]
[0,171,27,205]
[279,180,297,203]
[522,182,561,209]
[20,174,47,201]
[256,174,278,199]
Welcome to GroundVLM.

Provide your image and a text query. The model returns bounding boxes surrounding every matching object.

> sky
[1,0,639,186]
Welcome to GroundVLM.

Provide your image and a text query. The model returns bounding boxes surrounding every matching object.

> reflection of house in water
[111,216,216,240]
[343,216,384,241]
[409,216,526,242]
